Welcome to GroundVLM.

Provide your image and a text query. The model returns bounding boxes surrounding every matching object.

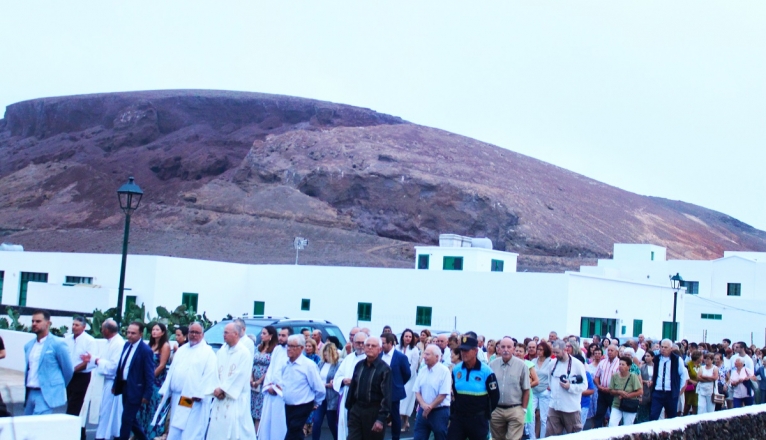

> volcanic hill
[1,90,764,272]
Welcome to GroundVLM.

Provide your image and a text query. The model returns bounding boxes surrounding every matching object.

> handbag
[712,391,725,405]
[618,375,640,413]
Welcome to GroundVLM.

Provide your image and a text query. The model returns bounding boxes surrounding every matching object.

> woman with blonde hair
[312,343,341,440]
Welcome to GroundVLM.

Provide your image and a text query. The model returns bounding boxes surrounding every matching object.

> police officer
[448,333,499,440]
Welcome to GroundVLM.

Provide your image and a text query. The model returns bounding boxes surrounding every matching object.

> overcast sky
[2,1,764,230]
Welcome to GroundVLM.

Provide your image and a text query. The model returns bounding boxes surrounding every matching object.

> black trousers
[348,403,386,440]
[592,392,613,428]
[285,401,315,440]
[446,412,488,440]
[390,400,401,440]
[119,399,147,440]
[66,372,91,416]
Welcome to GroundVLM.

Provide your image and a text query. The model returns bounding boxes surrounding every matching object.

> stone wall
[565,405,766,440]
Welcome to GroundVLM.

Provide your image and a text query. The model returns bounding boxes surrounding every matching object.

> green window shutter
[727,283,741,296]
[416,306,432,326]
[19,272,48,307]
[125,295,137,309]
[357,302,372,322]
[417,255,430,270]
[253,301,265,316]
[182,293,199,313]
[301,298,311,311]
[580,318,589,338]
[491,260,504,272]
[443,256,463,271]
[0,271,4,304]
[633,320,643,337]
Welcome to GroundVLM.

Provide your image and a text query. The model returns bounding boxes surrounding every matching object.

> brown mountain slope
[0,90,764,271]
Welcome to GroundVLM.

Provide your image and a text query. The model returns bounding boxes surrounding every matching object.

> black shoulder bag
[618,375,640,413]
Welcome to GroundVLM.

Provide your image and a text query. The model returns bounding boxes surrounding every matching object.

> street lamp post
[669,273,684,342]
[116,177,143,325]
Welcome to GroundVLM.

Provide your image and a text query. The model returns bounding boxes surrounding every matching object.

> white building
[580,244,766,346]
[0,241,677,343]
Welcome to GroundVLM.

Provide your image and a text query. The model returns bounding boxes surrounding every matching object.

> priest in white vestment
[158,322,218,440]
[234,318,255,357]
[334,332,368,440]
[209,323,257,440]
[82,319,123,440]
[258,327,290,440]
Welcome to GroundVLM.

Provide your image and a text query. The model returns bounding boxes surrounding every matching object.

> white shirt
[27,336,48,388]
[382,348,394,366]
[654,355,689,391]
[67,331,97,374]
[636,348,646,362]
[548,355,588,413]
[477,349,488,364]
[281,355,326,406]
[121,341,140,380]
[413,362,452,407]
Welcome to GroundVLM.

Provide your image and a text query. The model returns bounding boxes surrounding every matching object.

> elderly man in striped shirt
[592,345,619,428]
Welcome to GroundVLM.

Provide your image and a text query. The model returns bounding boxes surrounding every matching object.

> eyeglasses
[188,330,202,335]
[287,344,302,349]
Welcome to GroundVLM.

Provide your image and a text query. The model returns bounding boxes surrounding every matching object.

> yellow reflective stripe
[456,391,488,396]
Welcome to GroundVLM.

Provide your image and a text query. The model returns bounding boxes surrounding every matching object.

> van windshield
[205,322,263,348]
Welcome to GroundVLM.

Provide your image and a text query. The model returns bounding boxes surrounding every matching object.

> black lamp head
[117,176,144,214]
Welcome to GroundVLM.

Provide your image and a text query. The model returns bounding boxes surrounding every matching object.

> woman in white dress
[397,328,420,432]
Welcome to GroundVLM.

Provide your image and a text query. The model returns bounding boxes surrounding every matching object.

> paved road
[8,401,414,440]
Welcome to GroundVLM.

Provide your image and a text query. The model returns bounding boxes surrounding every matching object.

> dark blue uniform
[447,360,499,440]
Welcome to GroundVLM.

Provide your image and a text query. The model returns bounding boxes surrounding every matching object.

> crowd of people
[11,309,766,440]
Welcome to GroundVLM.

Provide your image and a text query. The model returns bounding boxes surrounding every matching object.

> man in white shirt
[413,345,451,440]
[649,339,689,421]
[731,341,755,371]
[24,310,74,415]
[65,316,97,440]
[82,319,123,440]
[546,340,587,436]
[434,334,450,366]
[281,335,326,440]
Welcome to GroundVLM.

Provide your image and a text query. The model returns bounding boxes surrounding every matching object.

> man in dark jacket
[346,336,392,440]
[114,321,156,440]
[649,339,688,420]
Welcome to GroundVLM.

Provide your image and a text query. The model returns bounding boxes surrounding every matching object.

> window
[301,298,311,311]
[64,276,93,285]
[651,251,655,261]
[443,256,463,271]
[680,281,699,294]
[19,272,48,307]
[621,325,626,335]
[181,292,199,313]
[727,283,741,296]
[701,313,722,320]
[357,302,372,322]
[417,255,430,270]
[125,295,137,309]
[0,271,4,304]
[579,317,617,338]
[633,319,643,337]
[416,306,432,326]
[662,321,678,340]
[491,259,504,272]
[253,301,265,316]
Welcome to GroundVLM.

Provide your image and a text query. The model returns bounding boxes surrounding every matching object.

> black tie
[662,360,667,391]
[118,343,133,380]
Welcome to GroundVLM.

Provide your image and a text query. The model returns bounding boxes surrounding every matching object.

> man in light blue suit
[24,309,74,415]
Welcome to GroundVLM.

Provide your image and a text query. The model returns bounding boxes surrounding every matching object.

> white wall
[26,283,115,313]
[0,328,37,371]
[566,274,680,340]
[613,244,666,262]
[414,246,517,273]
[0,414,80,440]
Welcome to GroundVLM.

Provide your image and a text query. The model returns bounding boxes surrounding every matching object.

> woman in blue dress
[137,322,170,438]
